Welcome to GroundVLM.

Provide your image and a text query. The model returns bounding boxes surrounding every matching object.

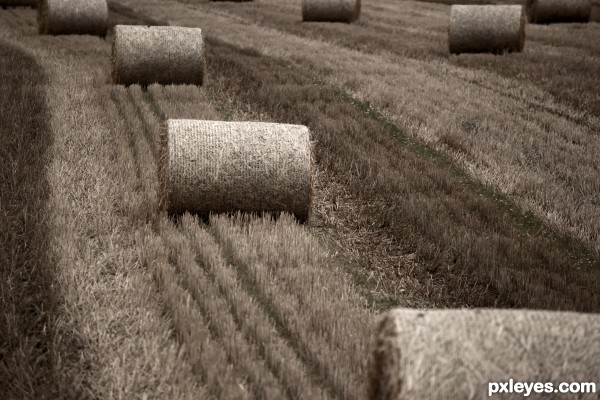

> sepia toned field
[0,0,598,398]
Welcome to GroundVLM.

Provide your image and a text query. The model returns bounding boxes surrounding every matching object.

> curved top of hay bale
[302,0,361,23]
[448,5,526,54]
[111,25,205,86]
[369,308,600,400]
[160,119,313,221]
[531,0,591,23]
[38,0,108,36]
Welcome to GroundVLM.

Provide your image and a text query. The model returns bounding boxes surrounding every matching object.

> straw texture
[111,25,204,86]
[38,0,107,36]
[448,5,526,54]
[0,0,36,6]
[160,120,312,220]
[530,0,591,23]
[369,308,600,400]
[302,0,361,22]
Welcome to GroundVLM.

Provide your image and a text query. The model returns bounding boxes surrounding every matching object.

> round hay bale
[159,120,312,221]
[111,25,205,86]
[530,0,591,23]
[37,0,107,36]
[448,5,526,54]
[302,0,361,22]
[369,308,600,400]
[0,0,36,7]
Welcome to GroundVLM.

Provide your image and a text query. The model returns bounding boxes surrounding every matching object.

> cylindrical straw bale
[0,0,36,7]
[448,5,526,54]
[111,25,205,86]
[160,120,312,220]
[302,0,361,22]
[530,0,591,23]
[38,0,108,36]
[369,308,600,400]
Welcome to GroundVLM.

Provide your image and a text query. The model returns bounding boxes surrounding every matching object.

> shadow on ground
[0,39,85,400]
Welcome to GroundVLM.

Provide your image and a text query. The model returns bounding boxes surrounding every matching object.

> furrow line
[210,215,371,400]
[108,89,143,189]
[147,235,242,400]
[180,214,334,400]
[159,220,289,400]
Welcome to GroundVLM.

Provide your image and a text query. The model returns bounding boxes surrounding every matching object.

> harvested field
[1,0,599,398]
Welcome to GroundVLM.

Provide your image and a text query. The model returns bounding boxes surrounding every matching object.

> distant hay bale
[38,0,107,36]
[369,308,600,400]
[111,25,205,86]
[521,0,538,21]
[0,0,36,7]
[302,0,361,22]
[448,5,526,54]
[159,120,312,221]
[530,0,591,23]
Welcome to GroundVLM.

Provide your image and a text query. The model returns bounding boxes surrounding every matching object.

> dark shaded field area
[0,41,58,399]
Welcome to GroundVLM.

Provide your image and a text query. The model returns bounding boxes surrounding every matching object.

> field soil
[0,1,599,398]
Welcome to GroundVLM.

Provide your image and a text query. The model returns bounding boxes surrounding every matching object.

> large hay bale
[0,0,36,7]
[302,0,361,22]
[159,120,312,220]
[38,0,107,36]
[448,5,526,54]
[530,0,591,23]
[111,25,205,86]
[369,308,600,400]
